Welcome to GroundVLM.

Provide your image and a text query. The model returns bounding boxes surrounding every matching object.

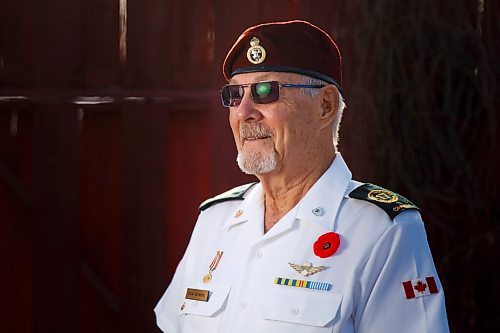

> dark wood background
[0,0,498,332]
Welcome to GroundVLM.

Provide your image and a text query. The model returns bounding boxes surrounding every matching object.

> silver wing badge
[288,262,328,277]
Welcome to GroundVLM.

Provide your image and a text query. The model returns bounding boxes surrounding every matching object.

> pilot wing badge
[289,262,328,277]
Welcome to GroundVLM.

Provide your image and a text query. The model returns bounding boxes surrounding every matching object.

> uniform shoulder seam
[199,182,257,211]
[348,183,419,219]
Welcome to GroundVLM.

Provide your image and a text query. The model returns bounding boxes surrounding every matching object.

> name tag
[185,288,210,302]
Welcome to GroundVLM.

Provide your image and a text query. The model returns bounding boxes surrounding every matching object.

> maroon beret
[223,20,342,89]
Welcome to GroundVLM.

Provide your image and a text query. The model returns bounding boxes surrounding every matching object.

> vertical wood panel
[0,107,35,333]
[121,105,167,333]
[0,0,36,86]
[32,106,80,333]
[34,0,82,87]
[165,107,212,277]
[80,0,120,88]
[79,108,123,333]
[126,0,172,87]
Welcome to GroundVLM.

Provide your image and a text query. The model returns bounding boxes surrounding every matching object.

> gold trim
[393,204,416,212]
[367,189,398,203]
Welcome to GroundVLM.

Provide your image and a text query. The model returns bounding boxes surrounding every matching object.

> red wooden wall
[1,0,498,332]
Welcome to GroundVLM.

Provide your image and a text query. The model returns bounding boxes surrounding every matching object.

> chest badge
[313,232,340,258]
[289,262,328,277]
[274,277,332,291]
[203,250,223,283]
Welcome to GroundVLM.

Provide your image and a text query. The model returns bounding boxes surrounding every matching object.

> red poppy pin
[313,232,340,258]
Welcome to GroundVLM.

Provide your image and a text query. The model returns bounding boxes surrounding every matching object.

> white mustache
[239,123,272,139]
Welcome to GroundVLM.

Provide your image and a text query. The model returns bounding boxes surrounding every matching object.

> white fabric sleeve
[355,210,450,333]
[154,253,187,333]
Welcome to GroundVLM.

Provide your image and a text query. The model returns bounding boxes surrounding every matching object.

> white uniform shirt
[154,154,449,333]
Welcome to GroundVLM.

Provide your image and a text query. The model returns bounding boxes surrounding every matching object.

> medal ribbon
[209,251,223,274]
[274,277,332,291]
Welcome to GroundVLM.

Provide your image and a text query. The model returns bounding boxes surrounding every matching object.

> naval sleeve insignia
[199,182,257,211]
[348,183,419,219]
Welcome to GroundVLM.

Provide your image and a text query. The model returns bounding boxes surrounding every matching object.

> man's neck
[257,151,335,233]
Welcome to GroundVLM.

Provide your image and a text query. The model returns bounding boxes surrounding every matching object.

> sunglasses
[220,80,325,107]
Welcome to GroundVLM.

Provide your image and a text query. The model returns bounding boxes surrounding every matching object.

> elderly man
[154,20,449,333]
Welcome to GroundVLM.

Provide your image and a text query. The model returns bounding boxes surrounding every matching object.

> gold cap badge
[247,37,266,64]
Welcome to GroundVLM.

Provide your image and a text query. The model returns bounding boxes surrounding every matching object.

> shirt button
[240,302,247,309]
[256,252,263,259]
[291,308,299,316]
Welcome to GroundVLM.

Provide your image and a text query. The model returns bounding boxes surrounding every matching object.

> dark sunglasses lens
[252,81,279,104]
[221,85,244,107]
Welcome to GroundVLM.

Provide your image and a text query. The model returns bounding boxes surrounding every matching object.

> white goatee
[237,123,277,175]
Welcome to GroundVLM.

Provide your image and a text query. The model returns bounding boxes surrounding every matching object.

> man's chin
[236,151,277,175]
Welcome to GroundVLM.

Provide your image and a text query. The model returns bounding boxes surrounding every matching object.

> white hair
[300,75,346,151]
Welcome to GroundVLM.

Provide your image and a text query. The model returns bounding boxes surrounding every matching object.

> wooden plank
[121,104,167,333]
[79,107,123,332]
[34,0,82,86]
[32,105,80,333]
[0,106,35,333]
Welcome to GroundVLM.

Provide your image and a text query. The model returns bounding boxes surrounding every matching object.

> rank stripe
[274,277,331,291]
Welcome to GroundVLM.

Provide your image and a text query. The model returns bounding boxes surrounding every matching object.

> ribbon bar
[274,277,332,291]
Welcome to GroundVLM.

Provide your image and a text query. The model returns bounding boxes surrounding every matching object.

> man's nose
[234,89,264,122]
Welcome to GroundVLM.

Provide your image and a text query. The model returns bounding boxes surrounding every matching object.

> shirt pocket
[179,284,230,333]
[257,286,342,327]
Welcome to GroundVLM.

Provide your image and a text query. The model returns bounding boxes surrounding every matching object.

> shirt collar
[221,153,352,232]
[295,153,352,231]
[221,182,264,231]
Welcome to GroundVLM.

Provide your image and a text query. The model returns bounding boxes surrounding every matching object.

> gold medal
[203,272,212,283]
[202,251,223,283]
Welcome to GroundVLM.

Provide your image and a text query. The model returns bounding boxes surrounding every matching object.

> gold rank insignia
[289,262,328,277]
[367,189,399,203]
[247,37,266,64]
[348,183,419,219]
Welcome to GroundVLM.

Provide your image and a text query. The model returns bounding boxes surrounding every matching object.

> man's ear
[319,85,339,128]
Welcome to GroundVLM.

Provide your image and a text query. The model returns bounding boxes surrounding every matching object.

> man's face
[228,72,324,175]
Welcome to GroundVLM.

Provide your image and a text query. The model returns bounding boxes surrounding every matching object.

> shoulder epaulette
[199,182,257,211]
[348,183,419,219]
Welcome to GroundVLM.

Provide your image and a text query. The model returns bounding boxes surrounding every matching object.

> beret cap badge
[246,37,266,64]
